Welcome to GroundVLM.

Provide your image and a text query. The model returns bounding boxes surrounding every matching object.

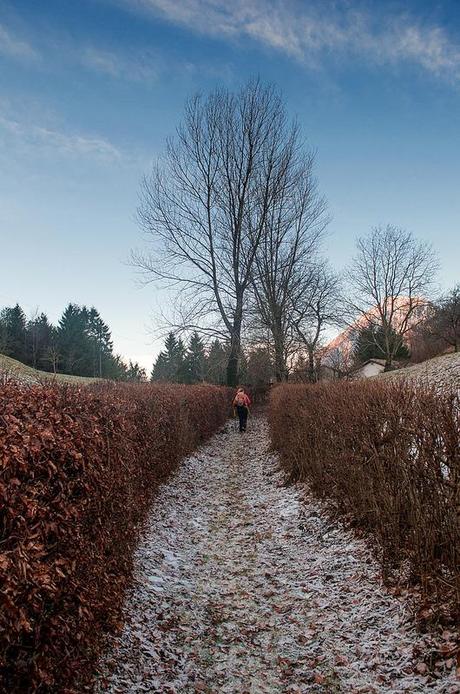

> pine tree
[126,361,147,382]
[107,354,129,380]
[150,332,186,382]
[0,301,133,380]
[0,318,8,355]
[86,307,114,377]
[206,339,228,384]
[165,332,184,382]
[175,337,188,383]
[184,331,206,383]
[0,304,27,362]
[353,323,410,365]
[26,313,53,369]
[151,351,169,381]
[57,304,91,375]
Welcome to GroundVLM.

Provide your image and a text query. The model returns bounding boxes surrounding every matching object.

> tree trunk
[274,338,287,382]
[383,327,393,371]
[226,349,239,387]
[307,346,316,383]
[227,303,244,387]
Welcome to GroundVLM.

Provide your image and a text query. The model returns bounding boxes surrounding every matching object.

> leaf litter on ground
[95,417,459,693]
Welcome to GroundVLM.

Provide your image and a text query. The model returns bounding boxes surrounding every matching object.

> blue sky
[1,0,459,369]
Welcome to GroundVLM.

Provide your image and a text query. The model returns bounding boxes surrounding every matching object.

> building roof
[350,358,403,375]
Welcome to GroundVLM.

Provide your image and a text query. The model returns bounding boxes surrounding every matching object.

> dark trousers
[236,405,248,432]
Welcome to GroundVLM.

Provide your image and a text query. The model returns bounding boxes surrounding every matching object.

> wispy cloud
[1,14,227,85]
[0,22,39,61]
[0,19,159,83]
[0,114,121,161]
[80,46,159,82]
[119,0,460,82]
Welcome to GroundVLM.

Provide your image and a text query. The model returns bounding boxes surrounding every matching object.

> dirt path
[95,417,457,693]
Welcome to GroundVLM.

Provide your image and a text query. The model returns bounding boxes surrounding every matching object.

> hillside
[0,353,102,385]
[378,351,460,391]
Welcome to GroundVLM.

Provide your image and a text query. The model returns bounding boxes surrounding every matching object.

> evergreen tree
[175,337,188,383]
[353,323,410,365]
[0,318,8,355]
[185,331,206,383]
[0,304,27,362]
[26,313,53,369]
[151,351,169,381]
[150,332,186,382]
[107,354,129,380]
[126,360,147,382]
[57,304,91,375]
[0,301,137,380]
[86,307,114,377]
[205,339,228,384]
[165,332,184,382]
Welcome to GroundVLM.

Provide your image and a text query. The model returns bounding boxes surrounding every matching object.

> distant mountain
[320,297,428,372]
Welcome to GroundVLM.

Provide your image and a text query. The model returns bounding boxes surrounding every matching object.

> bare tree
[251,147,329,381]
[423,285,460,353]
[42,338,60,374]
[291,261,342,381]
[134,80,303,386]
[323,344,354,379]
[346,225,438,369]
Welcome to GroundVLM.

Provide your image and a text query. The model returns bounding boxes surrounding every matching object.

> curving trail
[95,417,457,693]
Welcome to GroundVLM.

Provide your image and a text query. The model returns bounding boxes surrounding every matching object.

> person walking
[233,387,251,433]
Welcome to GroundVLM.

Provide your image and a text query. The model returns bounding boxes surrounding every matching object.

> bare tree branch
[250,146,330,380]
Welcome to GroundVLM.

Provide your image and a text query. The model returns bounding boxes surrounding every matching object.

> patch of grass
[0,353,102,385]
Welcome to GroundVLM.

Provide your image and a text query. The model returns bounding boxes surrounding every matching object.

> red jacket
[233,391,251,408]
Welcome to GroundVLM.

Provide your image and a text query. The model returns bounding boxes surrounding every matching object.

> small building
[350,359,387,379]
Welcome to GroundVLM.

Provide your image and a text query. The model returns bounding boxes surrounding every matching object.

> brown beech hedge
[269,380,460,620]
[0,381,230,693]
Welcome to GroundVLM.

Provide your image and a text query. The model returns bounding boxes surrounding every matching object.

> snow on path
[95,417,458,693]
